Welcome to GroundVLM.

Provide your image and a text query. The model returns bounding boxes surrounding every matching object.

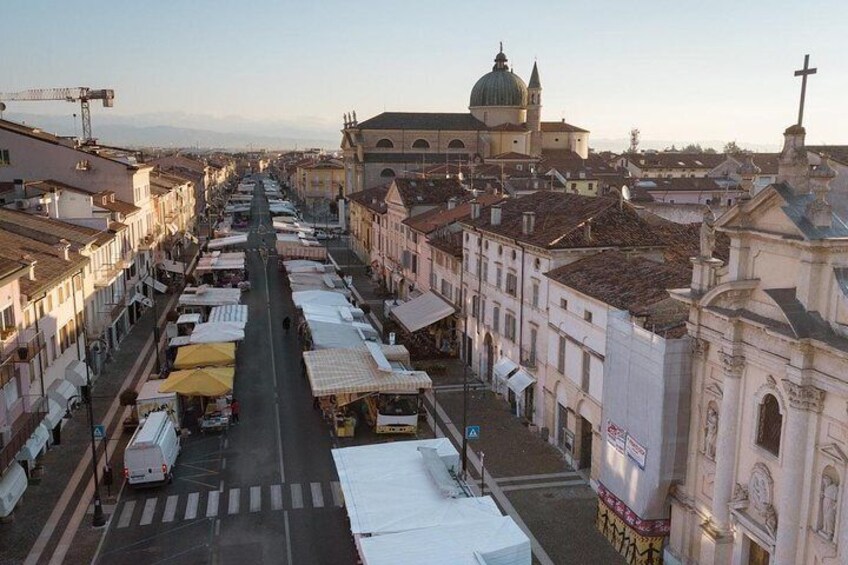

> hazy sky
[3,0,847,147]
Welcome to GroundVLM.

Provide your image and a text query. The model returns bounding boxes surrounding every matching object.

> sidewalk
[325,238,388,329]
[0,288,180,565]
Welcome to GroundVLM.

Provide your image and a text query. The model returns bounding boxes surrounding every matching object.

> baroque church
[341,46,590,194]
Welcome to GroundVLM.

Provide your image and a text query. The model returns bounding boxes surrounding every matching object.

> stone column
[711,353,745,529]
[774,381,825,564]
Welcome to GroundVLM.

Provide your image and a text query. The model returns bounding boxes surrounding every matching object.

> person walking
[282,316,291,335]
[230,399,240,424]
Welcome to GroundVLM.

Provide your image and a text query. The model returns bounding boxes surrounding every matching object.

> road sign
[465,425,480,440]
[93,424,106,441]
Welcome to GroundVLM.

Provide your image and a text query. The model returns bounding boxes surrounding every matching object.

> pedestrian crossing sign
[93,424,106,441]
[465,425,480,440]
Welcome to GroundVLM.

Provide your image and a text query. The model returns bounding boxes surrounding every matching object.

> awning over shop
[179,287,242,308]
[0,462,27,518]
[159,367,235,397]
[493,358,519,382]
[208,234,248,250]
[188,322,245,344]
[47,379,76,409]
[208,305,248,325]
[507,370,536,395]
[16,424,49,463]
[304,345,431,398]
[143,277,168,293]
[174,342,236,369]
[65,360,87,388]
[390,291,456,334]
[176,313,202,326]
[43,399,64,430]
[168,223,179,235]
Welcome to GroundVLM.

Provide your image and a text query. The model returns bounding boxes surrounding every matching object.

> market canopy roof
[390,291,455,333]
[196,252,245,272]
[174,342,236,369]
[189,322,245,344]
[304,345,431,397]
[158,367,235,396]
[179,286,242,307]
[208,305,248,325]
[207,234,248,250]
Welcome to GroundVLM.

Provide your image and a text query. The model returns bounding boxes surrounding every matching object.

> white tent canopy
[179,287,242,308]
[507,370,535,395]
[207,234,248,250]
[493,358,519,382]
[188,322,245,344]
[292,290,350,309]
[208,305,248,325]
[390,291,455,334]
[196,252,245,272]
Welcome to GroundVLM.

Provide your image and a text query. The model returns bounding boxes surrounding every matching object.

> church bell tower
[528,61,542,156]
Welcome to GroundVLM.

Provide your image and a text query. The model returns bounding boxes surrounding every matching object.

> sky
[2,0,847,149]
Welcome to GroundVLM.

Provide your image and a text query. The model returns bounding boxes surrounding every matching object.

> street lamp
[65,388,106,528]
[441,326,470,478]
[145,267,162,374]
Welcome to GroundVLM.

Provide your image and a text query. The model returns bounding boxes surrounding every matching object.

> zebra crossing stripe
[185,492,199,520]
[163,495,179,523]
[206,490,219,518]
[250,486,261,513]
[228,488,240,515]
[331,481,343,507]
[270,484,283,511]
[117,500,135,529]
[310,483,324,508]
[139,498,157,526]
[290,483,303,509]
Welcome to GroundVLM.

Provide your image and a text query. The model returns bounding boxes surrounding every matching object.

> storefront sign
[625,434,647,470]
[606,420,627,454]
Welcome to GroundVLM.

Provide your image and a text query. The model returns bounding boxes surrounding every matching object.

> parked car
[123,411,180,487]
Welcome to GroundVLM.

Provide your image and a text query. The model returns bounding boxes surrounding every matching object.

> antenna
[629,128,640,153]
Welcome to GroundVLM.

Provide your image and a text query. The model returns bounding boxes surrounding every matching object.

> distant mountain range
[0,111,779,153]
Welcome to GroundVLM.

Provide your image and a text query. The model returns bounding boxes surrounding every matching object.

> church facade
[341,47,589,194]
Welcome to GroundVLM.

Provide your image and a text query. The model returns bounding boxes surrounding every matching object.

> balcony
[0,355,18,389]
[0,398,47,472]
[0,326,18,347]
[94,262,124,288]
[520,347,537,369]
[14,330,45,363]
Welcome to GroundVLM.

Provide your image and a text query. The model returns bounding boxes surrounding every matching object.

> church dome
[469,48,528,108]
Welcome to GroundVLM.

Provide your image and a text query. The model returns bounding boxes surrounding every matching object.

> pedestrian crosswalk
[113,481,344,530]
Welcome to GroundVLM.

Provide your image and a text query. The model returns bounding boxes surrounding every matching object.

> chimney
[490,205,502,226]
[470,199,481,220]
[583,220,592,241]
[53,239,71,261]
[777,124,809,193]
[806,157,837,229]
[13,179,24,199]
[21,255,35,281]
[522,211,536,235]
[447,197,458,210]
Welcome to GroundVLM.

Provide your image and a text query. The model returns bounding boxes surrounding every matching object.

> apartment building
[347,185,388,264]
[295,159,345,204]
[616,152,726,179]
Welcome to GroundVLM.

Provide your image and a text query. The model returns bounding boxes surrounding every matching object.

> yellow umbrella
[158,367,235,396]
[174,342,236,369]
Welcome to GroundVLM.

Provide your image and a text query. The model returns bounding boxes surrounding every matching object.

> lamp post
[443,326,470,478]
[147,266,161,374]
[66,389,105,527]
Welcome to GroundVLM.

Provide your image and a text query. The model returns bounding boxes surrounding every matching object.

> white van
[123,411,180,487]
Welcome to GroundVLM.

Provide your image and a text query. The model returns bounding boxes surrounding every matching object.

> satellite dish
[621,185,631,201]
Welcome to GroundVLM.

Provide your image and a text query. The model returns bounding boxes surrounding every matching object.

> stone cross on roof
[794,54,817,127]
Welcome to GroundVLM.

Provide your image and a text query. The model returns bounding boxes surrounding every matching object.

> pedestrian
[230,398,240,424]
[282,316,291,335]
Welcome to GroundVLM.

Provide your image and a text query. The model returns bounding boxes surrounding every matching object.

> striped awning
[304,345,431,397]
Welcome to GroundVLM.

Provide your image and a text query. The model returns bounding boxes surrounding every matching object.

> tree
[723,141,745,156]
[681,143,704,153]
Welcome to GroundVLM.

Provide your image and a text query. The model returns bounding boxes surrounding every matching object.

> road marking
[228,488,240,515]
[185,492,199,520]
[499,479,588,492]
[290,483,303,509]
[117,500,136,529]
[270,484,283,511]
[310,482,324,508]
[250,486,261,513]
[331,481,343,507]
[162,495,179,523]
[221,458,227,470]
[139,497,157,526]
[206,490,219,518]
[495,471,582,483]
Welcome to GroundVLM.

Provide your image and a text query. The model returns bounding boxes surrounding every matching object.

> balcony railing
[520,347,537,369]
[0,355,18,389]
[94,262,124,288]
[14,330,45,363]
[0,398,47,472]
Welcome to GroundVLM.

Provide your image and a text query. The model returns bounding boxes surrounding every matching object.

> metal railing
[14,329,45,363]
[0,398,47,472]
[520,347,537,369]
[0,355,18,389]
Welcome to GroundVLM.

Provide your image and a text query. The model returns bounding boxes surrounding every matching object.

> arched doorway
[483,333,494,382]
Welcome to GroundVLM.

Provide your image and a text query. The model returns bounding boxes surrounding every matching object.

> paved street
[94,177,356,565]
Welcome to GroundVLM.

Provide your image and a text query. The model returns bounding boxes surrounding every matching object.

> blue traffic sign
[465,425,480,440]
[93,424,106,441]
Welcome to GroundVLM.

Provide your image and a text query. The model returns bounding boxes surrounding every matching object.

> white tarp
[208,305,248,325]
[64,360,87,388]
[0,462,27,518]
[507,370,536,395]
[47,379,76,408]
[168,336,192,348]
[188,322,245,343]
[179,287,242,308]
[160,259,187,274]
[196,252,245,272]
[283,260,330,273]
[143,277,168,293]
[390,292,455,334]
[15,424,49,464]
[176,313,202,326]
[43,399,64,430]
[208,234,248,250]
[493,358,519,382]
[359,516,531,565]
[292,290,350,309]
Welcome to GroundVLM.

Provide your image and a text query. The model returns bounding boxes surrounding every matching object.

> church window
[412,139,430,149]
[380,168,396,178]
[376,138,394,148]
[448,139,465,149]
[756,394,782,456]
[513,140,518,144]
[555,138,560,142]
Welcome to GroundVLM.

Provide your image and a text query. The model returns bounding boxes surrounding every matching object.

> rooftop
[354,112,488,131]
[0,229,88,297]
[0,208,106,249]
[347,185,389,214]
[625,152,726,170]
[636,177,728,193]
[392,178,466,208]
[540,121,589,133]
[404,193,505,234]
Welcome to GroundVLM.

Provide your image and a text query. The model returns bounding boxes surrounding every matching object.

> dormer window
[75,160,91,171]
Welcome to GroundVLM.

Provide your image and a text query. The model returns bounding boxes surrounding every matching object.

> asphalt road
[94,176,356,565]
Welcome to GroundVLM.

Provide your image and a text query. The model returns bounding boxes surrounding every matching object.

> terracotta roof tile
[428,232,464,257]
[392,178,466,208]
[347,185,389,214]
[540,121,589,133]
[404,193,505,234]
[626,152,725,170]
[355,112,487,131]
[0,229,87,297]
[0,208,104,248]
[636,177,725,193]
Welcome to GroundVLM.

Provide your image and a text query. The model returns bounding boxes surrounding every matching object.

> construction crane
[0,87,115,143]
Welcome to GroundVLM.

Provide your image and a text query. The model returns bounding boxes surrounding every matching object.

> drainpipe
[33,295,47,399]
[517,242,526,358]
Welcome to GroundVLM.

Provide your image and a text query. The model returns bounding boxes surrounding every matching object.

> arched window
[448,139,465,149]
[756,394,782,456]
[380,168,396,178]
[412,139,430,149]
[376,138,394,148]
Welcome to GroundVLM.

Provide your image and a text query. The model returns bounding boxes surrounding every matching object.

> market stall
[174,342,236,369]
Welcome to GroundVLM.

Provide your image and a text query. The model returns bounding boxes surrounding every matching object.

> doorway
[746,537,770,565]
[483,334,494,383]
[579,416,593,471]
